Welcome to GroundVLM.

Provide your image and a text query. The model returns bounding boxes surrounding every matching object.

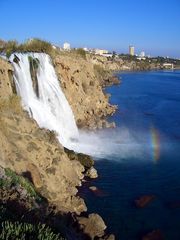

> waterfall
[9,52,149,159]
[10,53,79,148]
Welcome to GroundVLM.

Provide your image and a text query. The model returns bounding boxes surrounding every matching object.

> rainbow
[150,126,160,162]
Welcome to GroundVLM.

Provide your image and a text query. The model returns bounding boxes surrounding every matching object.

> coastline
[0,54,118,239]
[1,49,178,239]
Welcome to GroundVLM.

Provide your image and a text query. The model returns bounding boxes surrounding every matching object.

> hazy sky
[0,0,180,57]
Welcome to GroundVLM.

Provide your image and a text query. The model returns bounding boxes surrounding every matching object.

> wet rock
[142,229,164,240]
[86,167,98,179]
[78,213,107,239]
[13,54,20,64]
[103,76,120,87]
[64,147,94,169]
[135,195,156,208]
[89,186,97,191]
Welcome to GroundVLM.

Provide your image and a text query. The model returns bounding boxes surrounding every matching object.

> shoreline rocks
[86,167,98,179]
[77,213,107,239]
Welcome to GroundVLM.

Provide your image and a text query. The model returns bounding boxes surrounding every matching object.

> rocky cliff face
[0,56,115,239]
[87,54,161,72]
[0,58,15,100]
[0,57,86,214]
[54,54,116,129]
[0,99,86,214]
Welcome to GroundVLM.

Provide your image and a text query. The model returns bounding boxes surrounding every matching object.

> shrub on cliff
[74,48,86,60]
[4,168,41,201]
[0,38,57,58]
[2,40,19,58]
[21,38,54,55]
[0,221,64,240]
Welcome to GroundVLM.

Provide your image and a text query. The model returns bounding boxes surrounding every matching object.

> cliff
[0,58,15,100]
[54,53,117,129]
[87,54,162,72]
[0,99,86,215]
[0,55,115,239]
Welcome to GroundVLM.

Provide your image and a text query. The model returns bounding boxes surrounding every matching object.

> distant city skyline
[0,0,179,58]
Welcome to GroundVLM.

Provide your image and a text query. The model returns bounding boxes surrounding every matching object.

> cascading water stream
[10,53,79,148]
[10,52,160,160]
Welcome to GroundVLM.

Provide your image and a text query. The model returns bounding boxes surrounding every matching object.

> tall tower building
[129,45,135,56]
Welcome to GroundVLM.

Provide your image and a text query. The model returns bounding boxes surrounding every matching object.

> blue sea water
[80,70,180,240]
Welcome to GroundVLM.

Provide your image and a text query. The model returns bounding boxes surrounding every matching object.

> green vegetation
[4,168,41,201]
[74,48,86,59]
[0,167,66,239]
[0,38,58,58]
[118,54,137,61]
[3,40,18,58]
[0,167,41,201]
[0,221,64,240]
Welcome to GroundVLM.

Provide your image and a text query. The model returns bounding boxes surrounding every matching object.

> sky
[0,0,180,57]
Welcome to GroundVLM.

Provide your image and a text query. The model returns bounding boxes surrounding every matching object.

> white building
[95,49,109,56]
[140,51,145,57]
[63,42,71,51]
[83,47,89,52]
[163,63,174,69]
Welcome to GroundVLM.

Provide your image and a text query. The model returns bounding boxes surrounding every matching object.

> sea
[80,70,180,240]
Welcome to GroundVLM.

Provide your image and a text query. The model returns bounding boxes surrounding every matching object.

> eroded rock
[86,167,98,179]
[54,55,117,130]
[78,213,107,239]
[64,147,94,169]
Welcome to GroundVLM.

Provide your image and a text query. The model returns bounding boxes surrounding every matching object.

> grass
[74,48,86,59]
[4,168,41,201]
[0,38,58,59]
[0,167,66,239]
[0,221,64,240]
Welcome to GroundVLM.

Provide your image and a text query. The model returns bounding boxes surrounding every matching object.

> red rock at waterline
[135,195,156,208]
[142,229,164,240]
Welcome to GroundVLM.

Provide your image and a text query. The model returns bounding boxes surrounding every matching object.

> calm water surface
[81,70,180,240]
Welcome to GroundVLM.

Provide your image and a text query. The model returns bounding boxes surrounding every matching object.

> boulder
[64,147,94,169]
[78,213,107,239]
[89,186,97,191]
[86,167,98,179]
[26,163,43,189]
